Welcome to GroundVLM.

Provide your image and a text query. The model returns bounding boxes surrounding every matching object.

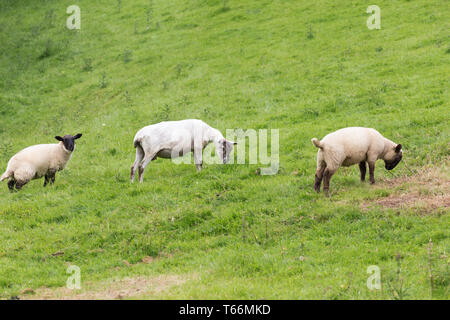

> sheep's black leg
[314,166,326,192]
[44,175,49,187]
[131,146,145,182]
[8,180,16,192]
[323,168,336,196]
[130,165,136,181]
[314,161,326,192]
[359,162,367,182]
[138,152,157,183]
[368,162,375,184]
[314,174,321,192]
[138,166,144,182]
[50,174,55,184]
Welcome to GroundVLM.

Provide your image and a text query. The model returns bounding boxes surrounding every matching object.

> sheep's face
[55,133,82,152]
[215,139,237,164]
[384,144,402,170]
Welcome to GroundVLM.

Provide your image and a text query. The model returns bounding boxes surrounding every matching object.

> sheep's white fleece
[131,119,235,182]
[312,127,397,170]
[1,142,73,182]
[133,119,230,161]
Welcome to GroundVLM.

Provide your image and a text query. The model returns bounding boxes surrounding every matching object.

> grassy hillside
[0,0,448,299]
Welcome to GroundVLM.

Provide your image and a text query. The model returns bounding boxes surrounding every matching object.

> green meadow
[0,0,448,299]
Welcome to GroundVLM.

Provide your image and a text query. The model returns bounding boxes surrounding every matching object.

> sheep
[1,134,82,191]
[130,119,236,183]
[311,127,402,193]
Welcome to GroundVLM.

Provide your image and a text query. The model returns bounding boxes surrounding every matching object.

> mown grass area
[0,0,448,299]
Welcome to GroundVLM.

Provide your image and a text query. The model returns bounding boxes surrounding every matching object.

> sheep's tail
[311,138,323,149]
[133,137,141,149]
[0,169,11,182]
[134,133,146,150]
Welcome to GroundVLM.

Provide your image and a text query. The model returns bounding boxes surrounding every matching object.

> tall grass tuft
[39,39,53,59]
[99,72,108,88]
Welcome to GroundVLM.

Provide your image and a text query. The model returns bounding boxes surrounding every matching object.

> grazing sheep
[1,134,82,191]
[311,127,402,193]
[131,119,236,183]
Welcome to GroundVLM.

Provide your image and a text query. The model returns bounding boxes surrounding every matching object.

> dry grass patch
[20,274,187,300]
[363,161,449,213]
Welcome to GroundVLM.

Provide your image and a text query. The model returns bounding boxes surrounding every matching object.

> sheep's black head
[215,139,237,164]
[384,144,402,170]
[55,133,82,152]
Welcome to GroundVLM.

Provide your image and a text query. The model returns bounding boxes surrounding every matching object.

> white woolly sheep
[1,134,82,191]
[131,119,236,183]
[311,127,402,193]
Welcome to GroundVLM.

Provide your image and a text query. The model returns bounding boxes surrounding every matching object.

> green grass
[0,0,449,299]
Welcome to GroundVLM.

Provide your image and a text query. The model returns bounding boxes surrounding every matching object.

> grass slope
[0,0,448,299]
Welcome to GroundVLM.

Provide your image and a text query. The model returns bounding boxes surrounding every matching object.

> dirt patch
[363,161,449,213]
[372,193,449,212]
[20,274,187,300]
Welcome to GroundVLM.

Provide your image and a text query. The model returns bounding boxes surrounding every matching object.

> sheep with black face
[311,127,402,193]
[1,134,82,191]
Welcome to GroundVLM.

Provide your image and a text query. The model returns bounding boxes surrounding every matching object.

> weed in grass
[82,58,93,72]
[30,25,40,38]
[223,0,230,11]
[302,108,319,119]
[426,239,449,298]
[125,90,133,107]
[146,2,154,30]
[242,215,247,243]
[39,39,53,59]
[99,72,108,88]
[175,64,183,78]
[157,104,171,121]
[123,49,133,64]
[44,9,54,28]
[386,254,409,300]
[146,10,152,30]
[427,238,434,298]
[306,24,314,39]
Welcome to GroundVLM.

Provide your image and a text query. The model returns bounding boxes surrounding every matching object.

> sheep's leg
[359,162,367,182]
[368,162,376,184]
[138,152,157,183]
[44,172,56,186]
[314,162,326,192]
[131,146,144,182]
[8,179,16,193]
[323,168,336,195]
[194,148,203,172]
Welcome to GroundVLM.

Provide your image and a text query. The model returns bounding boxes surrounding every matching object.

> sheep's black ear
[74,133,82,139]
[395,144,402,153]
[55,136,63,141]
[224,139,237,145]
